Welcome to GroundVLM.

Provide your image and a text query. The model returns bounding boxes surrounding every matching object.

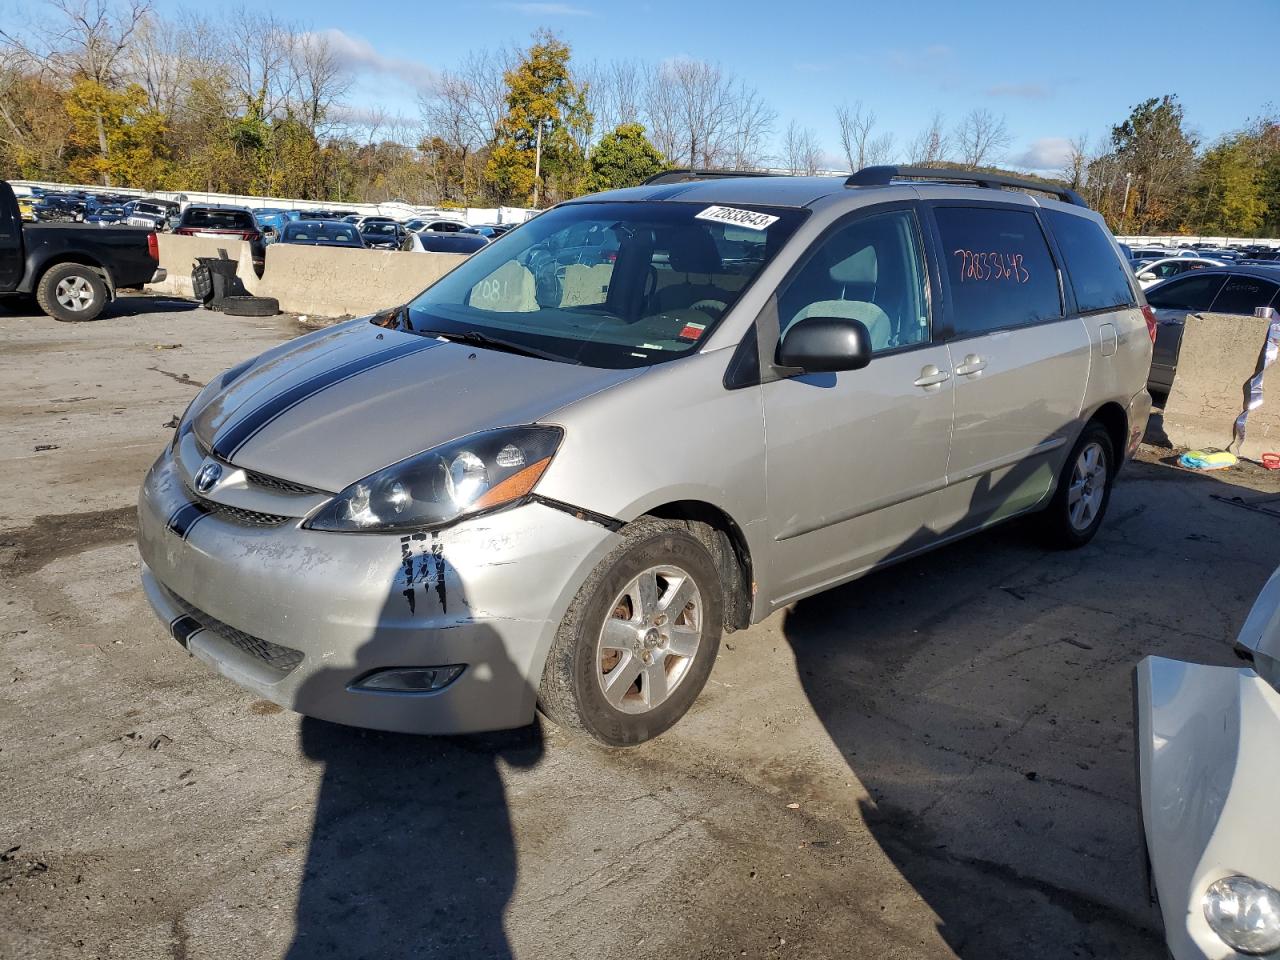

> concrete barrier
[248,245,467,318]
[147,234,249,299]
[1161,312,1280,461]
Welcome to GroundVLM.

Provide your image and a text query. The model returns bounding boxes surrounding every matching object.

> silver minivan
[137,167,1153,745]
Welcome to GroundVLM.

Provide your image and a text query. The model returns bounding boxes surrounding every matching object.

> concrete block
[252,245,468,318]
[1161,312,1280,460]
[145,234,249,299]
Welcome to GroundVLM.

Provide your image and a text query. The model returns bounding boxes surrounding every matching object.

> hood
[192,320,638,492]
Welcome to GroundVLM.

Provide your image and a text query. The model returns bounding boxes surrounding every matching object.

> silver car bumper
[137,445,620,734]
[1135,656,1280,960]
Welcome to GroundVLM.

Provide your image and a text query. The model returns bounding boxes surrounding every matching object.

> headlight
[1204,875,1280,955]
[304,426,563,533]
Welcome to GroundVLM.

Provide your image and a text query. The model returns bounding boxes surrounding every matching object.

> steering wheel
[690,298,728,317]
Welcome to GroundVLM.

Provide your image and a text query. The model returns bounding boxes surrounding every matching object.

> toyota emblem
[195,462,222,494]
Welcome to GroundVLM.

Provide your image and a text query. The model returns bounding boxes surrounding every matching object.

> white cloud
[1011,137,1075,171]
[500,2,595,15]
[307,29,438,94]
[986,82,1052,99]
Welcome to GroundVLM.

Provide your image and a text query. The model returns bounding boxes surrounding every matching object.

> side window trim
[728,201,936,389]
[781,201,936,351]
[921,199,1068,344]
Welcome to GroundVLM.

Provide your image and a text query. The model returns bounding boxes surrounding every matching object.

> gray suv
[137,166,1153,745]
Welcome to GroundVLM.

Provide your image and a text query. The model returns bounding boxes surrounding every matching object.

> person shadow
[284,568,543,959]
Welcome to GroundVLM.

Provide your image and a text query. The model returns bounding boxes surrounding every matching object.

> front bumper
[1134,656,1280,959]
[137,444,620,733]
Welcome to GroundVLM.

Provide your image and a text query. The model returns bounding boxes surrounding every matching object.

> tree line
[2,0,1278,236]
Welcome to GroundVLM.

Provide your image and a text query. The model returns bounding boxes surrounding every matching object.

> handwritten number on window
[953,249,1029,284]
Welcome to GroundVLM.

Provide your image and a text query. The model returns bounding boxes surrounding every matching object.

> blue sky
[148,0,1278,171]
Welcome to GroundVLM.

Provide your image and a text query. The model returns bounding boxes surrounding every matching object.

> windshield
[362,222,399,235]
[400,200,804,369]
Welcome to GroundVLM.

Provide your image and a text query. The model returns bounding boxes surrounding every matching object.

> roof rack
[845,165,1087,208]
[641,169,782,187]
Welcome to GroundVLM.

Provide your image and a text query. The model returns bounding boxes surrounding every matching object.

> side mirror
[777,316,873,373]
[1138,271,1157,281]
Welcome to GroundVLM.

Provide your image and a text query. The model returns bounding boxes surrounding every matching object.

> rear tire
[36,263,107,322]
[1039,423,1115,549]
[538,517,723,746]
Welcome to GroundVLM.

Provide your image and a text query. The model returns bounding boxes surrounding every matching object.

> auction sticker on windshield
[694,206,779,231]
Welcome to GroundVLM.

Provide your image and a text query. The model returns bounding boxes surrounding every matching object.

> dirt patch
[0,505,137,576]
[249,700,283,715]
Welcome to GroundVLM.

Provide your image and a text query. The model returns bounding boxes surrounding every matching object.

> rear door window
[1043,210,1136,312]
[1209,276,1280,315]
[933,206,1062,338]
[1145,274,1226,311]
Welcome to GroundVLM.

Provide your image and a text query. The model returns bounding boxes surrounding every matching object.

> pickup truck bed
[1,181,165,321]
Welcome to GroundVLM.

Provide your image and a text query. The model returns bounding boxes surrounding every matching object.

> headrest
[668,228,722,274]
[830,245,877,285]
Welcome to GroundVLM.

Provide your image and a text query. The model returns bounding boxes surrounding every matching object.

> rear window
[933,205,1062,337]
[183,208,255,230]
[283,223,359,243]
[1145,273,1225,311]
[1044,210,1136,313]
[1210,276,1280,315]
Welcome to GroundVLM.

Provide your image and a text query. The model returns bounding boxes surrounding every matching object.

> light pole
[1121,172,1134,234]
[532,119,544,208]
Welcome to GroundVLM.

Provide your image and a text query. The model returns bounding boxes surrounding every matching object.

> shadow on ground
[284,572,542,959]
[783,460,1278,958]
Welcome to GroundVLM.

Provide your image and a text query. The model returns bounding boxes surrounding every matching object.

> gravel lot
[4,299,1279,960]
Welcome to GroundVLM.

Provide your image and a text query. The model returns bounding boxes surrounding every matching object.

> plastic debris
[1178,449,1238,471]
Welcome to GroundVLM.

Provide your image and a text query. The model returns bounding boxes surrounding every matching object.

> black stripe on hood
[211,337,438,460]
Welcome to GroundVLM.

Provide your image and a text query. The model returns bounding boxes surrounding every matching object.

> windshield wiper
[420,329,580,364]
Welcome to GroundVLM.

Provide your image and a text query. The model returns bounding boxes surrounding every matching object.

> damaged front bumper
[137,444,620,733]
[1134,655,1280,960]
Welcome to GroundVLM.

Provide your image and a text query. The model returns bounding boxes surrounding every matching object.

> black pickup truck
[1,181,165,322]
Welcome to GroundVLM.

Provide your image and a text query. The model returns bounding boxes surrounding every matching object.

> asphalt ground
[4,298,1279,959]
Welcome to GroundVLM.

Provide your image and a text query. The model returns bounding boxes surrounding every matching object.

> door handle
[913,365,951,389]
[955,354,987,376]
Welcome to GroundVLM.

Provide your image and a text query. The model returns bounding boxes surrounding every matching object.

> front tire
[538,518,723,746]
[1039,423,1115,549]
[36,263,108,322]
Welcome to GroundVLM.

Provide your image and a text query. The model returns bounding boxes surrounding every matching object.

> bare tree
[581,58,644,141]
[1,0,151,183]
[291,30,350,138]
[783,119,822,175]
[723,79,774,169]
[1060,133,1090,190]
[954,107,1011,168]
[420,47,511,151]
[907,111,950,167]
[224,10,295,118]
[643,58,773,169]
[835,100,894,171]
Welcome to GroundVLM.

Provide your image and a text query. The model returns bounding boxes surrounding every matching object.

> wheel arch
[27,253,115,299]
[638,499,754,632]
[1085,400,1129,472]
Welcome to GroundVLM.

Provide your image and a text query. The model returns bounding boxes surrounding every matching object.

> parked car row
[243,208,509,253]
